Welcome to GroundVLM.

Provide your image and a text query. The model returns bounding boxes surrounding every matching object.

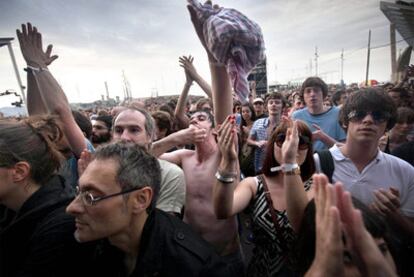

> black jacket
[0,175,97,277]
[94,209,233,277]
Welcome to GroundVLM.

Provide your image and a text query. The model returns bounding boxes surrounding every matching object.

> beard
[91,132,111,144]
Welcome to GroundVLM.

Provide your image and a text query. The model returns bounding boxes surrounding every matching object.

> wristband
[282,163,301,175]
[25,65,49,74]
[215,171,237,183]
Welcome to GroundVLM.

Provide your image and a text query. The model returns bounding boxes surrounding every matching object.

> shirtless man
[148,1,243,273]
[157,110,243,273]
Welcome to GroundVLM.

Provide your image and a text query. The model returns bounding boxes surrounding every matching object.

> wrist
[215,170,237,184]
[282,163,301,175]
[27,61,47,68]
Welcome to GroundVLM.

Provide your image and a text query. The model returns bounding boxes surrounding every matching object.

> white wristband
[282,163,299,173]
[25,65,49,74]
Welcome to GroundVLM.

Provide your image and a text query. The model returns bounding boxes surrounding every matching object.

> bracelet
[24,65,49,74]
[282,163,301,175]
[282,163,299,172]
[215,171,236,183]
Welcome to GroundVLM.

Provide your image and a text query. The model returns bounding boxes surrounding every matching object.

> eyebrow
[79,183,104,194]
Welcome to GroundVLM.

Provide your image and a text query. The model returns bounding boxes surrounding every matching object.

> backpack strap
[316,150,334,183]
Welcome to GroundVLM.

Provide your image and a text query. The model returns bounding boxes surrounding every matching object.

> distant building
[248,58,268,97]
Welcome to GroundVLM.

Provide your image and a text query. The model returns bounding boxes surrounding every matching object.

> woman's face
[273,132,310,165]
[241,106,252,121]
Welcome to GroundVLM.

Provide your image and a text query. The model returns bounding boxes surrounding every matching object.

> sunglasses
[348,110,390,124]
[275,133,310,150]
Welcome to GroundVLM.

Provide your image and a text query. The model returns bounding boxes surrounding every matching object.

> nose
[120,130,133,142]
[361,113,374,124]
[66,196,84,215]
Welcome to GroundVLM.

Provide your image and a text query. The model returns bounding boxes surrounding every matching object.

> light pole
[0,37,26,108]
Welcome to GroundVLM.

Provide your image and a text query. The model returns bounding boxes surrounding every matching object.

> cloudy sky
[0,0,412,107]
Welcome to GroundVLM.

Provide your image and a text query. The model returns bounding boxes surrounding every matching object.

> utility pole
[314,46,319,76]
[390,24,397,82]
[0,38,26,109]
[365,30,371,86]
[104,81,109,100]
[340,48,344,87]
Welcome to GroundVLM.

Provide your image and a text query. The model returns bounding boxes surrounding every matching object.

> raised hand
[281,117,299,164]
[77,149,93,177]
[217,115,238,162]
[306,174,344,277]
[16,23,58,67]
[179,55,195,84]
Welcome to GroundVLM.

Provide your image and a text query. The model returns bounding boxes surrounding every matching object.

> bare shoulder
[160,149,194,166]
[238,176,258,195]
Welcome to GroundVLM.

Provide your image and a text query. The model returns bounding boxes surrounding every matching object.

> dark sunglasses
[275,133,310,150]
[348,110,390,124]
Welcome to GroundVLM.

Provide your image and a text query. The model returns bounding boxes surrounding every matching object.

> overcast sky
[0,0,412,107]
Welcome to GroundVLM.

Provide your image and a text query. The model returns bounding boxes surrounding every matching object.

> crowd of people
[1,1,414,276]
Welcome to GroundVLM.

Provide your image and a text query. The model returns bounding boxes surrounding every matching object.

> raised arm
[181,54,212,99]
[174,56,193,130]
[16,23,86,157]
[283,119,312,232]
[151,124,207,157]
[213,115,253,218]
[187,2,232,125]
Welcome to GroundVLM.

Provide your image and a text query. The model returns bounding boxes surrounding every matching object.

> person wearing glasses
[214,117,315,276]
[314,88,414,276]
[66,142,230,276]
[0,116,97,276]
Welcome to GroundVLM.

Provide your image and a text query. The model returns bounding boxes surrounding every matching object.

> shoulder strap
[258,175,288,252]
[316,150,334,183]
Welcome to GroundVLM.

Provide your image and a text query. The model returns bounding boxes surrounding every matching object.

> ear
[131,187,153,214]
[11,161,31,182]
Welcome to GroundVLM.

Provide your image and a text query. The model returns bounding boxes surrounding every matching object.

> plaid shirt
[188,0,265,103]
[249,117,269,173]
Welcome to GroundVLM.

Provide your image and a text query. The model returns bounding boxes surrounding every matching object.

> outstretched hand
[281,117,299,164]
[179,55,196,84]
[16,23,58,68]
[217,115,238,162]
[308,174,344,277]
[77,149,93,177]
[306,174,397,277]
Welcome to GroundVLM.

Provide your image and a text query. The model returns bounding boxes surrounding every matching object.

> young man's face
[112,110,151,148]
[303,86,324,110]
[266,98,283,116]
[66,159,137,243]
[92,120,111,144]
[189,111,213,132]
[346,110,389,144]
